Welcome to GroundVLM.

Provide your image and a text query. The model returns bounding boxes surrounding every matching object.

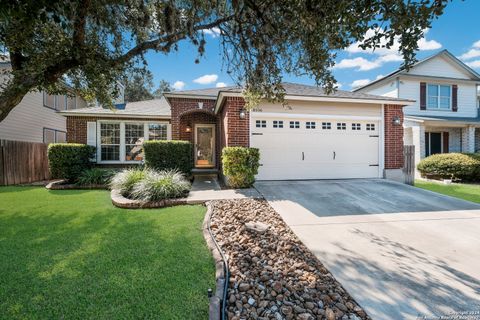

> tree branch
[112,15,235,66]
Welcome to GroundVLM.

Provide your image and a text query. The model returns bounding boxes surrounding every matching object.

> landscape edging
[202,201,227,320]
[110,189,188,209]
[46,180,107,190]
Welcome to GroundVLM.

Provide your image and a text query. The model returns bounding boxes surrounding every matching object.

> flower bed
[209,199,369,320]
[110,168,191,209]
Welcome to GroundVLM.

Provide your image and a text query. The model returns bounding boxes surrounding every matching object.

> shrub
[110,168,148,197]
[222,147,260,188]
[76,168,117,186]
[48,143,95,182]
[131,170,190,201]
[143,140,193,174]
[417,153,480,181]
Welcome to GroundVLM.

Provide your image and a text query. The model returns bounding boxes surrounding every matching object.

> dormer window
[427,84,451,110]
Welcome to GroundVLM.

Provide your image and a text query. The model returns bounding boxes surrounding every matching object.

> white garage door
[251,115,381,180]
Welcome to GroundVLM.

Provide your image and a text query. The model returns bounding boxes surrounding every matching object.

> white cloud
[417,37,442,51]
[350,79,371,88]
[473,40,480,49]
[172,81,185,90]
[193,74,218,85]
[334,82,343,89]
[460,49,480,60]
[203,27,221,38]
[342,28,441,71]
[215,82,227,88]
[334,57,381,71]
[466,60,480,69]
[375,74,384,80]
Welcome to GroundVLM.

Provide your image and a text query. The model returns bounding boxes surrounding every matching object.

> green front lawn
[415,180,480,204]
[0,187,214,319]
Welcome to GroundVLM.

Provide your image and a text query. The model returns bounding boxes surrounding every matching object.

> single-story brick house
[59,83,413,181]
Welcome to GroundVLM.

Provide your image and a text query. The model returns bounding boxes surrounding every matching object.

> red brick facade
[219,97,249,149]
[384,104,404,169]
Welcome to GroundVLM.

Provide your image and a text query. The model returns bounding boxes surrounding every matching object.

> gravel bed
[209,199,370,320]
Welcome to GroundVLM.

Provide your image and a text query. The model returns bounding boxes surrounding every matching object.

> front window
[427,84,451,110]
[148,124,168,140]
[100,123,120,161]
[98,122,169,162]
[125,123,145,161]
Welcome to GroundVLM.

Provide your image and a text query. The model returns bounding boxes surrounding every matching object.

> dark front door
[426,132,442,156]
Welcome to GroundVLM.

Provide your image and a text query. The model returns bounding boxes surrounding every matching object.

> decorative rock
[272,281,283,293]
[245,221,270,233]
[336,302,348,312]
[298,313,314,320]
[208,199,369,320]
[325,308,336,320]
[281,305,293,315]
[305,301,315,310]
[238,283,250,292]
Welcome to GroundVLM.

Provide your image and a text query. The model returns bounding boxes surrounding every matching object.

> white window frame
[426,84,452,110]
[96,120,171,164]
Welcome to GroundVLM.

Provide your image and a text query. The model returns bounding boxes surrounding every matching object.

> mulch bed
[209,199,369,320]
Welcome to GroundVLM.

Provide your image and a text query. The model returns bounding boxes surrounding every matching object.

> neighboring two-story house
[0,61,89,143]
[354,50,480,173]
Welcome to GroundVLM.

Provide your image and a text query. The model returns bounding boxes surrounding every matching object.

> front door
[195,124,215,168]
[425,132,442,156]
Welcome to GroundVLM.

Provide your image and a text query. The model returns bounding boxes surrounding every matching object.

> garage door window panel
[366,123,376,131]
[322,122,331,130]
[306,121,316,129]
[290,121,300,129]
[273,120,284,128]
[337,123,346,130]
[352,123,361,130]
[256,120,266,128]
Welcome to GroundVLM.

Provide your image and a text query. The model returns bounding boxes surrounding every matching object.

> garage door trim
[249,111,385,180]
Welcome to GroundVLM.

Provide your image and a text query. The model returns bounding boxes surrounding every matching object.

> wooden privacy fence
[0,139,50,186]
[403,145,415,185]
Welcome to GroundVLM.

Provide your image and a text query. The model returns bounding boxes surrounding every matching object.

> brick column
[384,104,404,169]
[461,125,475,153]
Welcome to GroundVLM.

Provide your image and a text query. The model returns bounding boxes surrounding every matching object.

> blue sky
[145,1,480,92]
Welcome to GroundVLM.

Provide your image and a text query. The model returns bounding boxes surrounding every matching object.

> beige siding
[400,78,478,118]
[408,55,472,79]
[0,90,88,143]
[363,81,398,98]
[257,99,382,117]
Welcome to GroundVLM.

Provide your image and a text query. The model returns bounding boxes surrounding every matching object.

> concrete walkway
[186,175,262,203]
[255,179,480,319]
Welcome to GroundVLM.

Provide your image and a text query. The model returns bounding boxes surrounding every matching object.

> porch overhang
[405,115,480,127]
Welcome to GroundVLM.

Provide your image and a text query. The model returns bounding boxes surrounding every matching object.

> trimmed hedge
[222,147,260,188]
[417,153,480,181]
[48,143,95,182]
[143,140,193,174]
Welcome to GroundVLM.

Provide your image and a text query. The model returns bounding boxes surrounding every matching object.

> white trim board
[250,112,382,121]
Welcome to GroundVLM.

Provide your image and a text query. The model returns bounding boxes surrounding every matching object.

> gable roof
[58,96,171,118]
[353,49,480,92]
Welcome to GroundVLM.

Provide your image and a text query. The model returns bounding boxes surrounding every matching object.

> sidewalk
[186,175,262,204]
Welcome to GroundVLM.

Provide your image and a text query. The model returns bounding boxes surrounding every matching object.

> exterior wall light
[185,124,192,133]
[239,108,246,119]
[392,116,401,126]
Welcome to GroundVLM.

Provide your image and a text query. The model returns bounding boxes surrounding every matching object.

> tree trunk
[0,80,33,123]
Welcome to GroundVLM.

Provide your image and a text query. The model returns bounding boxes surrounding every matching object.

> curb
[202,202,228,320]
[110,189,188,209]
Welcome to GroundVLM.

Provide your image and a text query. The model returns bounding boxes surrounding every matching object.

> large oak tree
[0,0,450,122]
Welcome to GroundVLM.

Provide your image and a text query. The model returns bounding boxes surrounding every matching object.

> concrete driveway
[255,179,480,319]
